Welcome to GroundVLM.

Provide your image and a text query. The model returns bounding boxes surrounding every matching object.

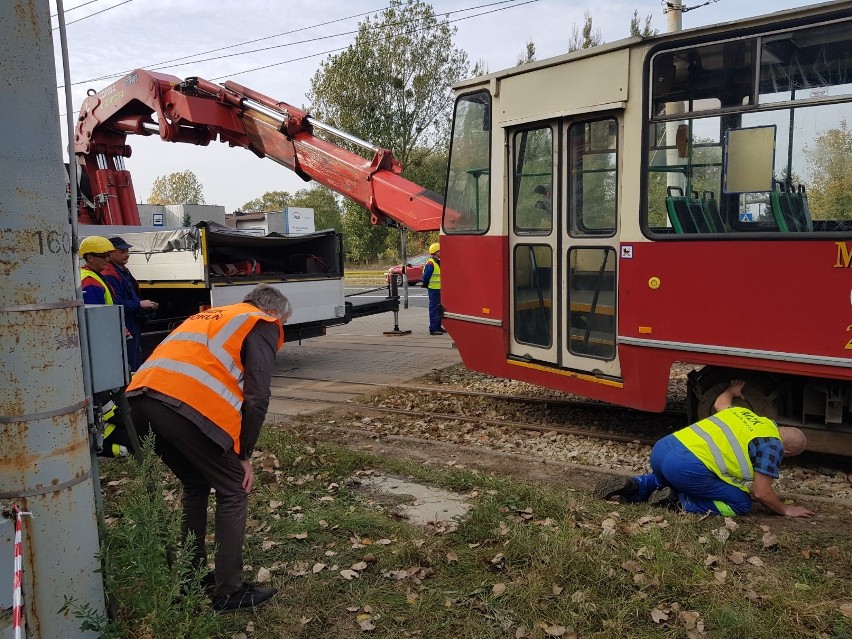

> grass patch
[96,427,852,639]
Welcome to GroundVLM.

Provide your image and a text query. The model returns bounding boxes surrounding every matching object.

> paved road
[267,302,459,417]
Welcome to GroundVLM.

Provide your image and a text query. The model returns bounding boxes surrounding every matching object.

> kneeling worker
[595,380,814,518]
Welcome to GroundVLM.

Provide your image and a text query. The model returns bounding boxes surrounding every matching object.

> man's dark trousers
[128,394,247,596]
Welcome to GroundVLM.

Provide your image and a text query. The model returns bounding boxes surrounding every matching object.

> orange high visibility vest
[127,302,283,453]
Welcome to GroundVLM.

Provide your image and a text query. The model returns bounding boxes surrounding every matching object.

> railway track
[269,373,686,447]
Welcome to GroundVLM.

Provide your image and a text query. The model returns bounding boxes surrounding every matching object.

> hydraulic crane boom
[74,69,447,231]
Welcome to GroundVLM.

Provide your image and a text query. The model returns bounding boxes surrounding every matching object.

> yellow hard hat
[79,235,115,257]
[429,242,440,254]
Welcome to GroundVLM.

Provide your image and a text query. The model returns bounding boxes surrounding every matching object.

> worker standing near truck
[101,235,158,371]
[79,235,116,305]
[422,242,444,335]
[126,284,291,611]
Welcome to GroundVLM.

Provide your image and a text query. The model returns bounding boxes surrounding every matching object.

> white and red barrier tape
[7,505,32,639]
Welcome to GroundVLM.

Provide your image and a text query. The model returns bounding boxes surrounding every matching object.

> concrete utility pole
[666,0,684,33]
[0,1,106,637]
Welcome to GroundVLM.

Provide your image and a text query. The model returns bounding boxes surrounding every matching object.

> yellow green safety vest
[81,267,114,305]
[673,407,780,491]
[426,258,441,290]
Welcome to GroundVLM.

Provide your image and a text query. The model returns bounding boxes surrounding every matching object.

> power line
[51,0,109,18]
[51,0,133,30]
[215,0,540,81]
[62,0,530,88]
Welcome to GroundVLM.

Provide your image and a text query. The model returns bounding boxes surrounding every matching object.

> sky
[50,0,812,213]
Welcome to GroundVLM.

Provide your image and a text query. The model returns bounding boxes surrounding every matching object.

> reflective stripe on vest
[127,302,283,454]
[426,258,441,290]
[673,407,780,490]
[81,267,113,304]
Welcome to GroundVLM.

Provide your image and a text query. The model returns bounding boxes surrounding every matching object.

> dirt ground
[288,412,852,536]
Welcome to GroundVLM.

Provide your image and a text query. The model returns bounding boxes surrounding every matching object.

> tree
[148,170,205,205]
[630,10,657,38]
[516,40,536,66]
[241,190,291,213]
[308,0,469,262]
[805,119,852,220]
[567,11,604,53]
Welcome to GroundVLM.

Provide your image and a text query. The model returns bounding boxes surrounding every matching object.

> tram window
[759,24,852,105]
[512,127,553,234]
[568,119,617,237]
[567,247,616,360]
[445,91,492,234]
[652,39,755,117]
[513,244,552,348]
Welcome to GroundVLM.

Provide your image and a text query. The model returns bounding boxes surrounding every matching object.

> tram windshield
[647,21,852,235]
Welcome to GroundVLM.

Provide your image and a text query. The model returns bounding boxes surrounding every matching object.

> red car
[385,253,431,286]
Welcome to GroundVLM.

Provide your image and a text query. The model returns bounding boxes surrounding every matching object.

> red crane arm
[74,69,448,231]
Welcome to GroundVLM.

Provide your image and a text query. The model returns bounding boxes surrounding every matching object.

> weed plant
[70,437,222,638]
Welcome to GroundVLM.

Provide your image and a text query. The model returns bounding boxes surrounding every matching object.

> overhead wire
[51,0,133,30]
[51,0,108,17]
[62,0,534,88]
[213,0,539,81]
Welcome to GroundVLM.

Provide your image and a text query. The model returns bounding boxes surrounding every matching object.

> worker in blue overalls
[422,242,444,336]
[595,380,814,518]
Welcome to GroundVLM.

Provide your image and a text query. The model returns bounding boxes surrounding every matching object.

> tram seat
[769,181,813,232]
[665,186,705,234]
[700,191,727,233]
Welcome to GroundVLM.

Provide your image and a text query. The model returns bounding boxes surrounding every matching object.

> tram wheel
[687,367,785,423]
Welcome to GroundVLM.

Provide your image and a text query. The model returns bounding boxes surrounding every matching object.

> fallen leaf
[544,625,566,637]
[839,603,852,618]
[312,563,326,573]
[256,567,271,583]
[299,616,312,625]
[351,561,368,572]
[358,620,375,631]
[376,539,392,545]
[651,609,669,623]
[346,606,360,612]
[747,556,764,567]
[704,555,719,567]
[621,560,642,574]
[492,583,506,597]
[446,551,459,564]
[340,569,360,580]
[680,610,701,629]
[261,540,280,551]
[761,532,779,548]
[516,626,529,638]
[714,570,727,583]
[552,585,564,596]
[269,500,283,509]
[287,531,308,540]
[729,551,745,565]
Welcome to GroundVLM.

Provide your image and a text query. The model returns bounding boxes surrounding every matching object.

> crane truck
[73,68,449,347]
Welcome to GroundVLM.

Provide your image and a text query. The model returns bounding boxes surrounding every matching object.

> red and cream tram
[438,1,852,455]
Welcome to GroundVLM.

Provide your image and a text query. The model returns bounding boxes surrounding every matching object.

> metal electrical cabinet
[83,304,130,393]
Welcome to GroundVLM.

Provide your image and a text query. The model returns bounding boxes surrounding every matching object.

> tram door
[509,116,621,378]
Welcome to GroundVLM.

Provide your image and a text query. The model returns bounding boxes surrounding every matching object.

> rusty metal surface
[0,1,105,637]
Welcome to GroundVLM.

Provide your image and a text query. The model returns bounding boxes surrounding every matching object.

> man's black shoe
[430,330,445,335]
[594,475,639,501]
[212,582,277,612]
[648,486,680,509]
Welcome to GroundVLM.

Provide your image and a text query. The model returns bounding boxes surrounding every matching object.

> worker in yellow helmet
[422,242,444,335]
[79,236,116,305]
[595,380,814,517]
